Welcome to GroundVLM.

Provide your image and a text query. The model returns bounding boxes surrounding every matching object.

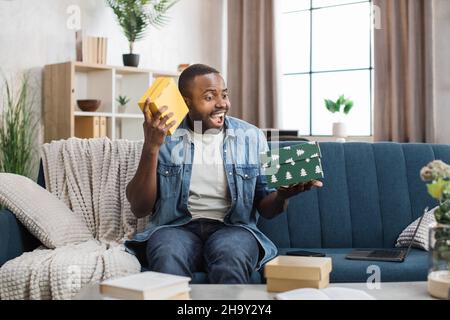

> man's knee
[205,228,259,267]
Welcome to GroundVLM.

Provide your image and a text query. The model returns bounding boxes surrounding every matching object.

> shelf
[74,111,113,117]
[44,61,178,142]
[115,113,144,119]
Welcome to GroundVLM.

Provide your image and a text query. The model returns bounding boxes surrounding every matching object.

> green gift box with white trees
[260,142,324,189]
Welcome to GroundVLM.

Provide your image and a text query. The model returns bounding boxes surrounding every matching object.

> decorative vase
[332,122,347,142]
[428,223,450,299]
[123,54,140,67]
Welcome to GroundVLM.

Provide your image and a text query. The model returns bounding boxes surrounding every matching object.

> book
[138,77,189,136]
[75,116,101,138]
[100,117,107,137]
[99,271,191,300]
[275,287,375,300]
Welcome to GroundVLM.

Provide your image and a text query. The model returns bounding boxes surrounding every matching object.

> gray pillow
[395,206,437,251]
[0,173,93,248]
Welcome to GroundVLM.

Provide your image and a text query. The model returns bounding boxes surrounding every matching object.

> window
[277,0,374,136]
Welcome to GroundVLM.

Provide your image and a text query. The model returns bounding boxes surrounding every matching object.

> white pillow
[395,206,437,251]
[0,173,93,248]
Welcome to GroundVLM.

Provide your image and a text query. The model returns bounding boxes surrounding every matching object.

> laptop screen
[403,207,428,257]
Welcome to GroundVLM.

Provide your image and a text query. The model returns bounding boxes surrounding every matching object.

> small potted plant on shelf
[106,0,178,67]
[116,95,130,113]
[324,95,354,142]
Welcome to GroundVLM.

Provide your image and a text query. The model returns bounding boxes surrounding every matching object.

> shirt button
[233,198,237,201]
[165,171,169,175]
[224,150,227,153]
[229,172,232,175]
[244,174,248,178]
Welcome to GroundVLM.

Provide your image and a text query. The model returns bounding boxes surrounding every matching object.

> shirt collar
[172,115,236,141]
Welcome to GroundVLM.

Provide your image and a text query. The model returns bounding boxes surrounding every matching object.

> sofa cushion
[275,248,428,283]
[0,173,93,248]
[396,206,437,251]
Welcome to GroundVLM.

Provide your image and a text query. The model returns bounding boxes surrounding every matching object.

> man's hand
[142,98,176,152]
[276,180,323,201]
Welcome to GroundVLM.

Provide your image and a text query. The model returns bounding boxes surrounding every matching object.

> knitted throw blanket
[0,138,149,299]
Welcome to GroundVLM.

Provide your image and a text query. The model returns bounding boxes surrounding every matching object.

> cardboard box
[264,256,332,281]
[138,77,189,136]
[266,274,330,292]
[264,256,332,292]
[261,142,324,189]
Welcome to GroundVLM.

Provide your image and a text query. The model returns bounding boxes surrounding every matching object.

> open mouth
[209,112,226,126]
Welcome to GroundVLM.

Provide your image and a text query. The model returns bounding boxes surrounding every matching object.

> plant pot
[123,54,140,67]
[118,105,127,113]
[332,122,347,142]
[428,224,450,299]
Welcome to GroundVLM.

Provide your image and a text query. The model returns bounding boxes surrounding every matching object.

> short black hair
[178,64,220,98]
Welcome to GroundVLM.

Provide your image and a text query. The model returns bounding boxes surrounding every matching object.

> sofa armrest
[0,208,42,266]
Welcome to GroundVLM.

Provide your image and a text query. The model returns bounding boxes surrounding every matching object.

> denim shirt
[124,116,278,270]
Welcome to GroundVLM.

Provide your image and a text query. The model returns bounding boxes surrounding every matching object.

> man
[125,64,323,284]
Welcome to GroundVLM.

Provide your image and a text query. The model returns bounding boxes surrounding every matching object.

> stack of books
[264,256,332,292]
[76,30,108,64]
[99,271,191,300]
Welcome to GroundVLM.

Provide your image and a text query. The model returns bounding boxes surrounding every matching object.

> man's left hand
[276,180,323,201]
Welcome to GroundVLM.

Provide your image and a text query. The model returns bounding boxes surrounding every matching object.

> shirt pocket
[235,165,259,205]
[157,163,182,199]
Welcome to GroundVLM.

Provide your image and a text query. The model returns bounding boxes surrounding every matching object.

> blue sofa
[1,142,449,283]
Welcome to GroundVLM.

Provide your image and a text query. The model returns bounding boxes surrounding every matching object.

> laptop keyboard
[368,250,404,258]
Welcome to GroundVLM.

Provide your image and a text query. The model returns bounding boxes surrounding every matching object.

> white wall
[433,0,450,144]
[0,0,224,142]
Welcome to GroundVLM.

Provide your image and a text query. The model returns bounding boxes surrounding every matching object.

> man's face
[185,73,230,132]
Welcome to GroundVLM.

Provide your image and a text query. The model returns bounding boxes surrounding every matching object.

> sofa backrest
[257,142,450,249]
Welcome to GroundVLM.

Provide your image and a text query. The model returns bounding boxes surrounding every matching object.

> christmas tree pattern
[286,171,293,180]
[284,146,291,150]
[271,175,278,183]
[296,149,305,157]
[285,158,294,164]
[315,166,322,174]
[300,168,307,177]
[271,154,279,161]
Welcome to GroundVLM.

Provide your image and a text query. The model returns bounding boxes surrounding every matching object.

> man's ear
[183,96,192,109]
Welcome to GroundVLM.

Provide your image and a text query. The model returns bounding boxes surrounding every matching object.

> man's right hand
[143,98,176,152]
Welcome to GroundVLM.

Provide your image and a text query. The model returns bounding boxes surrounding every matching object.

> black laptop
[346,208,427,263]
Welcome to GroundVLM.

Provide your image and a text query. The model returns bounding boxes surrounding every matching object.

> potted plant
[324,95,354,142]
[106,0,178,67]
[116,95,130,113]
[0,73,38,179]
[420,160,450,299]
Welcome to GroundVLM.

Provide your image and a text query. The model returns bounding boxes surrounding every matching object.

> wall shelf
[44,61,179,142]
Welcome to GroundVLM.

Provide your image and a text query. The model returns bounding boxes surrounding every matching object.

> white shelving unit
[44,61,179,142]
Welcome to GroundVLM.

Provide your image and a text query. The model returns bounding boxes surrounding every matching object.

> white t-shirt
[187,128,231,221]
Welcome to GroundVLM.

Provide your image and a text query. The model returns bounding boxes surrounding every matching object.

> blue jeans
[146,219,260,284]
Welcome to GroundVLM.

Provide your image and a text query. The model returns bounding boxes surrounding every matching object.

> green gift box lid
[260,142,324,189]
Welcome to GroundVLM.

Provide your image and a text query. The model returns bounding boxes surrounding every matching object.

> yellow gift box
[138,77,189,136]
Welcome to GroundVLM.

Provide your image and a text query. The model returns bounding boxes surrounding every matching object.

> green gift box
[260,142,324,189]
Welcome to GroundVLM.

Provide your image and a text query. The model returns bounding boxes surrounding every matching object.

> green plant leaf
[106,0,178,53]
[0,72,38,178]
[325,99,337,113]
[344,100,354,114]
[427,179,447,200]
